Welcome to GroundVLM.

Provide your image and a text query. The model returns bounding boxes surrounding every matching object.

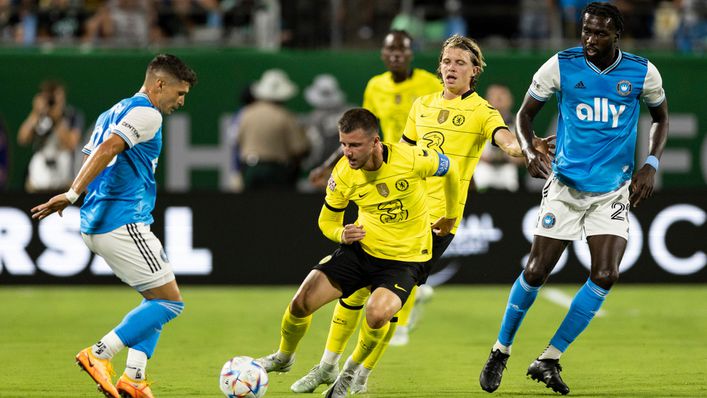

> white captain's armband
[435,153,450,176]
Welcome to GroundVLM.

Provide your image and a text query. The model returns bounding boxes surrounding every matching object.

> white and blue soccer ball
[219,356,269,398]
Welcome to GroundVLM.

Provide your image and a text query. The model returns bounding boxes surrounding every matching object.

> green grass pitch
[0,285,705,397]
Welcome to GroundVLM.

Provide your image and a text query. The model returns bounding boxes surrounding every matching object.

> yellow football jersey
[402,91,507,233]
[325,143,445,262]
[363,69,442,144]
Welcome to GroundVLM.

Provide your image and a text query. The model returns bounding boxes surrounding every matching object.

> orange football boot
[75,347,120,398]
[116,374,155,398]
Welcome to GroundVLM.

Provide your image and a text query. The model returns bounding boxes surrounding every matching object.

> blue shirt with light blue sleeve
[528,47,666,192]
[80,93,163,234]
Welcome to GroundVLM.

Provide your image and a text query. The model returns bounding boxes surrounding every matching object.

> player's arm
[318,202,346,243]
[494,127,555,158]
[516,95,552,179]
[629,99,669,208]
[430,153,460,237]
[31,133,127,220]
[318,171,365,244]
[318,203,366,244]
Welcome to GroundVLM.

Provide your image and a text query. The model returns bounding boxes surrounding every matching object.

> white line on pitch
[541,288,606,318]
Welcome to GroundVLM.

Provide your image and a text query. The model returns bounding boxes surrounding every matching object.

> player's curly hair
[437,35,486,91]
[583,2,624,36]
[147,54,198,87]
[338,108,380,137]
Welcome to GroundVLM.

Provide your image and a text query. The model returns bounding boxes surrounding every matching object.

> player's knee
[364,314,388,329]
[591,269,619,289]
[523,263,549,286]
[159,300,184,322]
[364,304,394,329]
[289,295,314,318]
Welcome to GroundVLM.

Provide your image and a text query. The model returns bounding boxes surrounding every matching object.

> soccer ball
[219,356,269,398]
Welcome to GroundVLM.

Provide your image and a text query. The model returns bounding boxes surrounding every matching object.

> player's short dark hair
[338,108,379,137]
[147,54,198,87]
[583,2,624,35]
[386,29,413,44]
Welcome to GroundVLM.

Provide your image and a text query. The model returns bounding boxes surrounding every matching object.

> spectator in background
[84,0,156,45]
[559,0,597,38]
[474,84,524,192]
[518,0,557,47]
[0,0,14,40]
[6,0,38,45]
[37,0,88,43]
[299,74,351,191]
[237,69,310,190]
[155,0,207,42]
[226,83,256,192]
[675,0,707,53]
[18,80,83,192]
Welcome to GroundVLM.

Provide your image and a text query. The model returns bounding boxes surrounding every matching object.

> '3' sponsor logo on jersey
[575,97,626,128]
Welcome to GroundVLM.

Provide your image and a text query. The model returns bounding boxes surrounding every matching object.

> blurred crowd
[0,0,704,52]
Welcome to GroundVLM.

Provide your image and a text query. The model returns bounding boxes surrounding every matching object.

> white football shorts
[534,176,630,241]
[82,223,175,291]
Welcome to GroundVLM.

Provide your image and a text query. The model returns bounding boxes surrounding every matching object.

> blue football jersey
[80,93,163,234]
[528,47,665,192]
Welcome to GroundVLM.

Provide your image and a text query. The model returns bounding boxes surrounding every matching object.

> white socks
[493,340,511,355]
[321,349,341,367]
[538,344,563,360]
[125,349,148,380]
[92,330,125,359]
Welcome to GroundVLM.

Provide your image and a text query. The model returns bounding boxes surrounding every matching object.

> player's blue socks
[133,328,162,359]
[498,273,541,346]
[115,298,184,356]
[550,279,609,352]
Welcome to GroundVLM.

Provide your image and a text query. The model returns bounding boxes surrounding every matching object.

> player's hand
[341,223,365,244]
[629,164,656,208]
[523,147,552,179]
[31,193,71,220]
[431,217,456,237]
[533,135,556,158]
[308,165,333,188]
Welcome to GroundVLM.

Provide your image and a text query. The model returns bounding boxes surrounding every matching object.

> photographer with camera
[18,80,84,192]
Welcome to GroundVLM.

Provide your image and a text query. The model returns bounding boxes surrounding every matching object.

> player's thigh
[369,259,424,308]
[290,270,343,316]
[313,243,368,299]
[425,233,455,276]
[82,223,175,292]
[584,183,630,240]
[534,177,586,240]
[365,287,403,327]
